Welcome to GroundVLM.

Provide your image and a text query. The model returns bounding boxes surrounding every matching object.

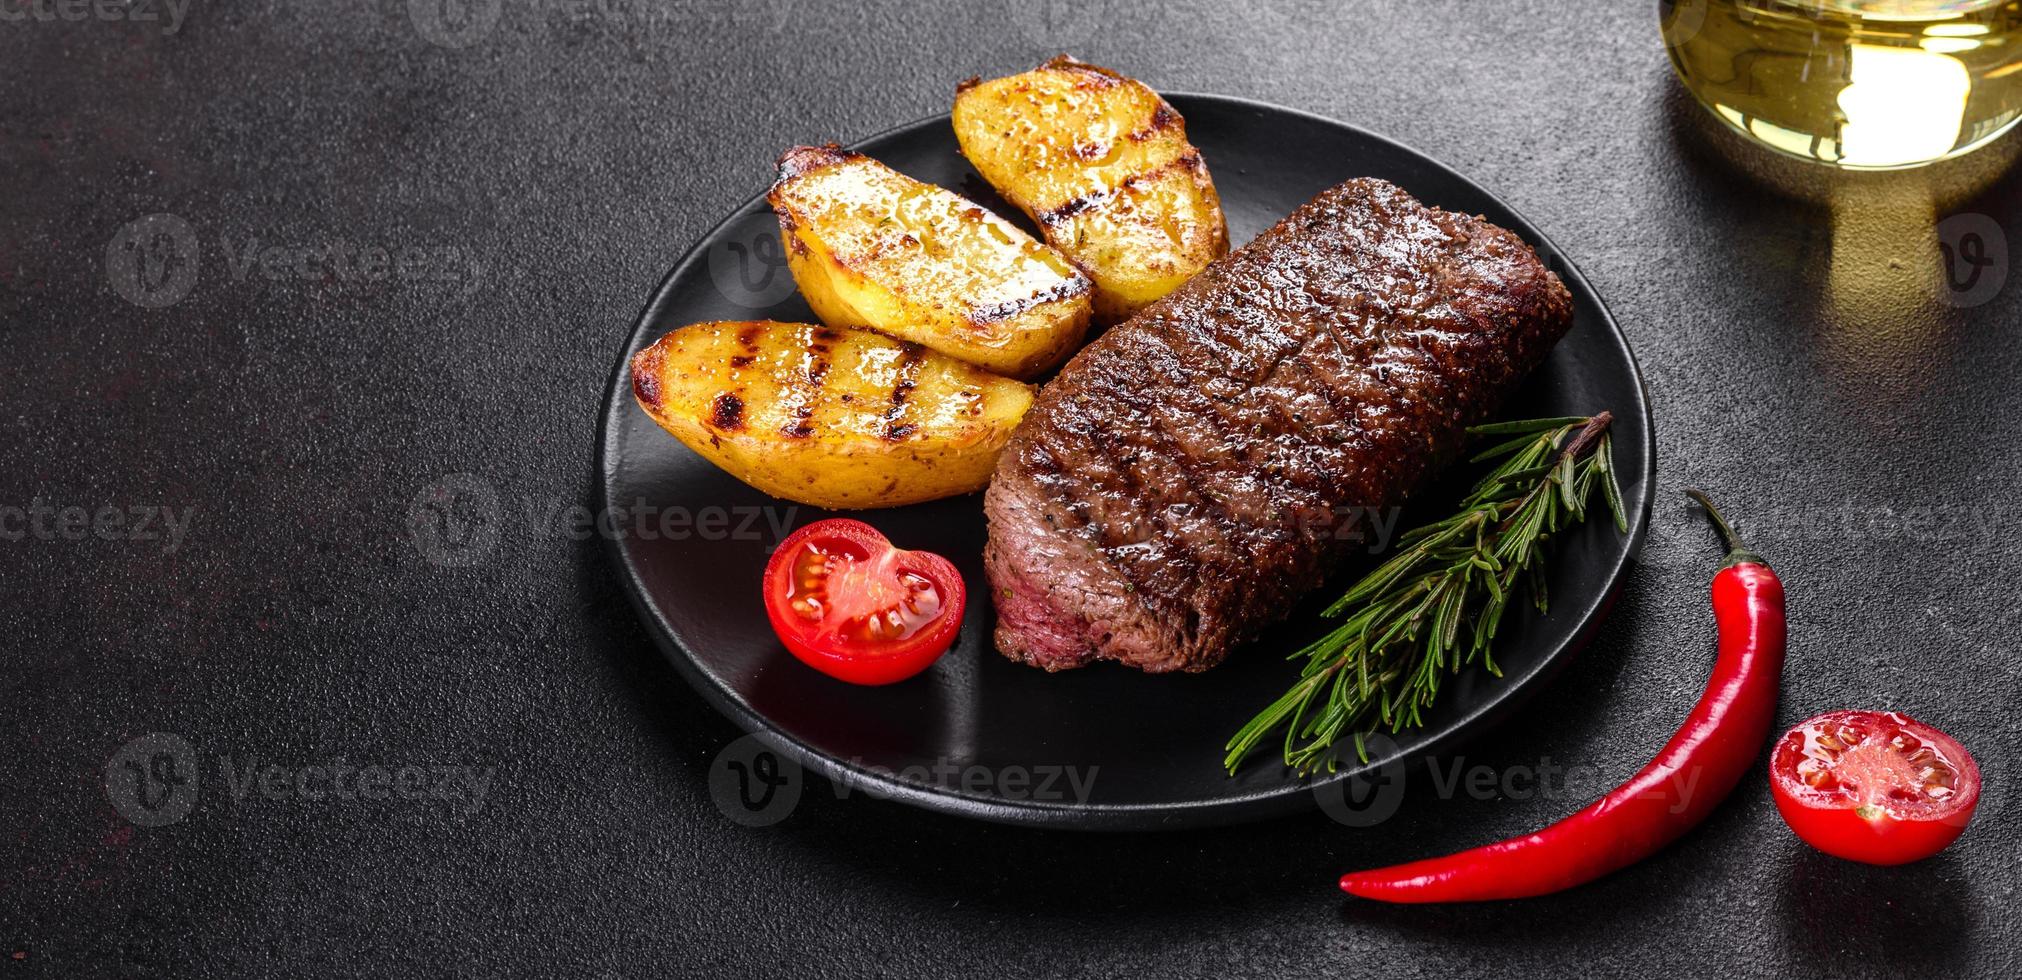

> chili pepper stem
[1684,488,1767,570]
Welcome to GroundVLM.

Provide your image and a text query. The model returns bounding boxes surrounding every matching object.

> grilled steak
[983,177,1574,673]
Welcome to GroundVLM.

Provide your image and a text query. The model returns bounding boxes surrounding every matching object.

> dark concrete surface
[5,1,2018,977]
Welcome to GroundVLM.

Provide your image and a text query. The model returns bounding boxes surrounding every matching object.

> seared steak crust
[983,178,1574,673]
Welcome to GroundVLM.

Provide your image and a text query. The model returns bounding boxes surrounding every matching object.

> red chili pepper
[1338,489,1786,903]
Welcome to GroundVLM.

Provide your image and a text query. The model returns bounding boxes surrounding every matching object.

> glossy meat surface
[984,177,1574,672]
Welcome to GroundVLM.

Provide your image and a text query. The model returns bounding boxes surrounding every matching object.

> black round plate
[597,94,1654,830]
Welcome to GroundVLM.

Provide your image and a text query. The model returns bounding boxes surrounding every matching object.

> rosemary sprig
[1224,413,1626,776]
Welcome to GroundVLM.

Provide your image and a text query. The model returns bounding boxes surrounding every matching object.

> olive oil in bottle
[1662,1,2022,169]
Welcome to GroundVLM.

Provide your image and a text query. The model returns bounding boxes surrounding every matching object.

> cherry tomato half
[1769,710,1981,866]
[761,518,965,685]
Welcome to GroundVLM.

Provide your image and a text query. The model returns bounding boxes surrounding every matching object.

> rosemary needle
[1224,413,1626,777]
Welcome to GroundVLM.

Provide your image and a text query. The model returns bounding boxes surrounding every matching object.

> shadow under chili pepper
[1773,847,1975,975]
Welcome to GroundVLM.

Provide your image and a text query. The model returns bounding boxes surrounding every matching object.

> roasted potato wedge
[766,145,1091,379]
[630,320,1034,509]
[953,56,1229,322]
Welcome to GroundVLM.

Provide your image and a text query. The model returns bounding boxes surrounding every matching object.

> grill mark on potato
[727,328,762,370]
[1037,193,1101,227]
[772,143,860,185]
[1038,151,1205,229]
[1129,103,1179,142]
[629,345,665,409]
[708,392,745,431]
[781,406,816,439]
[1045,55,1123,87]
[880,344,926,441]
[780,331,832,439]
[967,275,1092,325]
[1161,150,1206,179]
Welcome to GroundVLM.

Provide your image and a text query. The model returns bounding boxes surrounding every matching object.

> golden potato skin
[952,56,1230,322]
[766,146,1091,379]
[629,321,1035,509]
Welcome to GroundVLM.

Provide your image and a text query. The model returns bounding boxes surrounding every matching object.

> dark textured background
[5,1,2019,977]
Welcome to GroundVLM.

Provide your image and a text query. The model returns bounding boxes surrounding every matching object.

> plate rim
[595,92,1657,831]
